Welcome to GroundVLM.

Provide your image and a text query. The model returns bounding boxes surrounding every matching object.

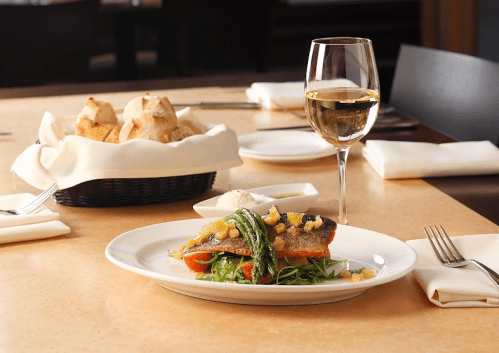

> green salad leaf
[196,253,352,285]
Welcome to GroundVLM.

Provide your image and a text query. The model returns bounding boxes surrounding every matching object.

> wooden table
[1,85,498,352]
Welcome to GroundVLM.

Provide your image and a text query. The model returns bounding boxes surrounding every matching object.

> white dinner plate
[238,131,335,162]
[193,183,319,218]
[105,220,417,305]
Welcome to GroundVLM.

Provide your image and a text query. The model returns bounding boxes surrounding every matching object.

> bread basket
[12,110,242,207]
[52,173,217,207]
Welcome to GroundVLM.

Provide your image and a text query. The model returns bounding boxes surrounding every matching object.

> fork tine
[428,226,454,263]
[19,184,59,214]
[20,189,50,213]
[21,196,47,214]
[436,226,466,262]
[431,226,457,263]
[424,227,445,263]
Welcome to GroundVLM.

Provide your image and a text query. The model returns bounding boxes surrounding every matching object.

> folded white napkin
[406,234,499,307]
[0,193,70,244]
[246,80,360,110]
[11,108,242,190]
[362,140,499,179]
[246,82,305,110]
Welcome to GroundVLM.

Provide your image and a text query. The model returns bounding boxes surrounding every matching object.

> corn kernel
[314,216,323,228]
[304,221,314,232]
[263,206,281,226]
[170,250,183,260]
[215,231,229,240]
[350,273,362,283]
[229,229,240,238]
[186,237,196,248]
[340,269,351,278]
[275,223,287,234]
[206,218,229,240]
[272,236,286,251]
[287,212,304,227]
[362,268,376,279]
[287,226,300,236]
[195,232,209,245]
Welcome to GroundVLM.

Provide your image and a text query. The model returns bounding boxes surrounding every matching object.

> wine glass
[305,37,380,225]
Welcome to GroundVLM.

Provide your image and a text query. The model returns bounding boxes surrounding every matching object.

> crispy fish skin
[182,213,337,258]
[270,213,336,258]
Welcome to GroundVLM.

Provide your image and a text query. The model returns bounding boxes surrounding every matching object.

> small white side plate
[238,131,335,162]
[193,183,319,218]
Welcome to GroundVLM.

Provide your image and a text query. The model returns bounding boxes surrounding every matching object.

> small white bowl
[193,183,319,218]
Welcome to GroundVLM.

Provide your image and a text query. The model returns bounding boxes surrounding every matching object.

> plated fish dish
[171,207,375,284]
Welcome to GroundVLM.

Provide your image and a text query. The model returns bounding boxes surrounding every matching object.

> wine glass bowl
[305,87,379,148]
[305,37,380,225]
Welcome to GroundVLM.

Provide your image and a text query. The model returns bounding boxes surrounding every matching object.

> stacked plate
[238,131,335,162]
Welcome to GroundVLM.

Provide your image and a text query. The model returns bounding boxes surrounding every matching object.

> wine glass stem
[336,147,350,225]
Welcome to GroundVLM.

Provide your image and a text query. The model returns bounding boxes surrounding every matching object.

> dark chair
[389,44,499,145]
[0,0,99,88]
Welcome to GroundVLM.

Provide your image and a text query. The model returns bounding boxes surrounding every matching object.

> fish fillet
[183,212,336,259]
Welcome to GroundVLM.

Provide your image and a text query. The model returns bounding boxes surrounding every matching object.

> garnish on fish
[170,206,345,284]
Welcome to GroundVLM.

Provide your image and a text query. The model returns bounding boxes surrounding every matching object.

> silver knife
[173,102,261,109]
[257,125,312,131]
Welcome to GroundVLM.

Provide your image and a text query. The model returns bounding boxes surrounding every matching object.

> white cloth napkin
[10,108,243,190]
[0,193,70,244]
[362,140,499,179]
[246,82,305,110]
[406,234,499,307]
[246,80,360,110]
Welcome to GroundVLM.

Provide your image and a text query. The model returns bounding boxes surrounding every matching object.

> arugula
[196,253,352,285]
[270,257,347,285]
[196,253,251,284]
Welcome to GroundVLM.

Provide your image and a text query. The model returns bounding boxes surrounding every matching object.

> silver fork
[0,183,60,216]
[424,225,499,291]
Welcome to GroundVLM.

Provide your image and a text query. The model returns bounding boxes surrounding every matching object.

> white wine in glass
[305,37,380,225]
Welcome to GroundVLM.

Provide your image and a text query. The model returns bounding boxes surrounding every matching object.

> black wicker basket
[53,172,216,207]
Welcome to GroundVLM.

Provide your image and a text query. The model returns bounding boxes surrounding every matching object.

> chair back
[0,0,99,87]
[389,44,499,145]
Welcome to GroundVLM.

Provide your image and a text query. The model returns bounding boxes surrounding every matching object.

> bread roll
[75,117,116,142]
[122,93,177,127]
[177,119,205,135]
[75,97,120,142]
[104,125,122,143]
[119,93,179,143]
[76,97,118,125]
[170,125,195,142]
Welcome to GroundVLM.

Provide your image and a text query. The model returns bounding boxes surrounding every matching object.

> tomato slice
[183,252,212,272]
[241,261,273,284]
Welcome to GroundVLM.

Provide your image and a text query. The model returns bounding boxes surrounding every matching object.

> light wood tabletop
[1,85,498,352]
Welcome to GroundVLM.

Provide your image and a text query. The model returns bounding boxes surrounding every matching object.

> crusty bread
[122,93,177,126]
[177,119,205,135]
[75,117,117,142]
[119,93,179,143]
[75,93,206,144]
[170,125,195,142]
[75,97,120,142]
[119,114,175,143]
[104,125,122,143]
[76,97,118,125]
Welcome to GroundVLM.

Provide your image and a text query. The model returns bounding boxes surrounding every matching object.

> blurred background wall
[0,0,497,101]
